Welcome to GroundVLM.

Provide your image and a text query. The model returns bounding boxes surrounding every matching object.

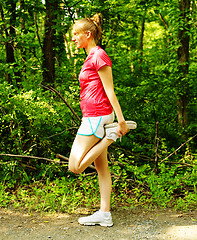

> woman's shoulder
[90,46,112,69]
[92,46,110,61]
[94,46,108,55]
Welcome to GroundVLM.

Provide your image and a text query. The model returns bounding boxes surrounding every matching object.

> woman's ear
[86,31,92,39]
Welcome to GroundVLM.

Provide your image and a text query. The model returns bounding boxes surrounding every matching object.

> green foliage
[0,155,196,212]
[0,171,100,213]
[0,0,197,213]
[0,82,80,158]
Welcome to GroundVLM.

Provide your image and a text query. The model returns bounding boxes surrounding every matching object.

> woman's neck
[85,41,97,55]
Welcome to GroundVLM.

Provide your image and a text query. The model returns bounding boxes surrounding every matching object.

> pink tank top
[79,46,113,117]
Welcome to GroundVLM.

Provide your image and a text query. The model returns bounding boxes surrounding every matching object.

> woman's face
[72,27,88,49]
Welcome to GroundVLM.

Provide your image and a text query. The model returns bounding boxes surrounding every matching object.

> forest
[0,0,196,212]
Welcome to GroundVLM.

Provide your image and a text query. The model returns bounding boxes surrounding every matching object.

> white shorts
[77,112,115,139]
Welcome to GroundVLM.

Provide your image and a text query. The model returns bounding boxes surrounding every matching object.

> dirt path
[0,208,197,240]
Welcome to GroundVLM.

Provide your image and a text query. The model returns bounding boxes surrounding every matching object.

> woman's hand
[117,121,129,137]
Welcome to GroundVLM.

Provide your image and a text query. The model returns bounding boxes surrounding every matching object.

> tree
[177,0,190,129]
[0,0,21,87]
[42,0,59,85]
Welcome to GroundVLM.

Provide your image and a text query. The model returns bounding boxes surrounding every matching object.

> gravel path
[0,208,197,240]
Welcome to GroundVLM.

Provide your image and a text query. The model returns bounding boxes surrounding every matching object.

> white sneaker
[78,210,113,227]
[105,120,137,141]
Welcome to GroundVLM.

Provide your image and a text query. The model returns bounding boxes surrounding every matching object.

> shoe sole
[78,221,113,227]
[104,121,137,129]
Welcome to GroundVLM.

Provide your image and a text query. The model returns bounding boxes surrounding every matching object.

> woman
[69,13,136,227]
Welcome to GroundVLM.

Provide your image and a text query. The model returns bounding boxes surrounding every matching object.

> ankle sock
[99,210,111,217]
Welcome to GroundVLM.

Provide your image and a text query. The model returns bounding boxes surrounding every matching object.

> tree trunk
[139,15,145,73]
[20,0,26,77]
[20,0,26,58]
[177,0,190,129]
[42,0,58,85]
[0,1,21,87]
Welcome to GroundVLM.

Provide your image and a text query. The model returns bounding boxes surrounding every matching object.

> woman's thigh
[69,134,100,171]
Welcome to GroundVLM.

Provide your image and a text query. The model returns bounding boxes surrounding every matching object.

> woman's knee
[69,166,79,174]
[69,166,82,174]
[68,157,83,174]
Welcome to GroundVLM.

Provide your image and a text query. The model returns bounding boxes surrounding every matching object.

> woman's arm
[98,65,129,136]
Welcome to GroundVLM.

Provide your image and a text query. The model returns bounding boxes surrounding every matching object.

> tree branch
[154,121,159,173]
[0,153,67,164]
[160,134,197,163]
[159,13,169,30]
[0,4,8,39]
[109,144,194,168]
[34,10,43,52]
[0,153,96,171]
[40,84,81,124]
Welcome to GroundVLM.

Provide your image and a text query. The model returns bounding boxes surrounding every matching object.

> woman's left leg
[94,147,112,212]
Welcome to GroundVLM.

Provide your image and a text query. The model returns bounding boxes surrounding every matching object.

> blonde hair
[73,13,103,43]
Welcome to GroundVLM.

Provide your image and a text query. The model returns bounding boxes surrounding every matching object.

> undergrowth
[0,154,196,214]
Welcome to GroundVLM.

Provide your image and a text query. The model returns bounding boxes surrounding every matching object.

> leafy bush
[0,157,196,213]
[0,82,79,158]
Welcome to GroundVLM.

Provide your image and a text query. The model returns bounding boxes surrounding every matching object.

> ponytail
[89,13,102,40]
